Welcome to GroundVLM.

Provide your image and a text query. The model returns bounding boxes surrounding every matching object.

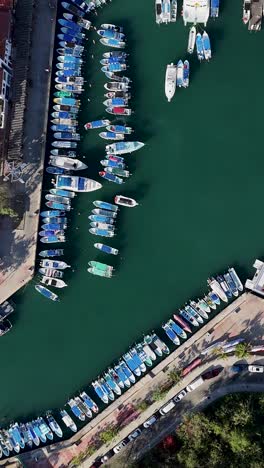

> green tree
[228,429,251,454]
[0,207,17,217]
[136,400,148,412]
[151,389,168,402]
[168,369,181,385]
[234,342,250,359]
[99,426,118,444]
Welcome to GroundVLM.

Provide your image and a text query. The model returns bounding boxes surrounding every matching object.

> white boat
[155,0,162,23]
[176,60,184,87]
[243,0,251,24]
[171,0,177,21]
[162,0,171,23]
[208,278,228,302]
[202,31,211,60]
[183,0,210,26]
[187,26,196,53]
[106,141,144,155]
[49,156,88,171]
[229,267,243,292]
[40,259,70,270]
[55,175,102,192]
[40,276,68,288]
[165,63,177,102]
[114,195,138,207]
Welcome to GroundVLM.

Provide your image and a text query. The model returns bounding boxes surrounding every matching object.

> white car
[248,365,264,373]
[128,428,141,441]
[113,440,127,454]
[173,389,187,403]
[143,415,157,428]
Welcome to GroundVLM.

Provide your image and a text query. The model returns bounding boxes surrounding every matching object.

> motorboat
[39,230,65,238]
[106,141,144,155]
[53,105,79,113]
[40,259,70,269]
[204,294,217,310]
[75,396,92,419]
[68,399,85,421]
[189,301,208,319]
[165,63,177,102]
[183,60,190,88]
[40,210,66,218]
[45,201,71,211]
[89,215,115,224]
[51,118,78,126]
[208,278,228,302]
[104,82,129,92]
[92,380,109,404]
[54,132,80,141]
[36,417,53,441]
[155,0,162,23]
[119,360,136,384]
[100,23,123,33]
[216,275,233,299]
[103,97,128,107]
[100,57,127,65]
[60,28,85,41]
[90,222,114,231]
[130,348,146,373]
[208,291,220,306]
[40,235,66,244]
[51,148,76,157]
[103,51,128,59]
[104,372,121,396]
[179,308,199,327]
[104,71,130,83]
[176,60,184,87]
[171,0,177,21]
[123,351,141,377]
[106,106,131,116]
[18,424,32,449]
[202,31,211,60]
[105,167,129,178]
[102,63,127,74]
[173,314,192,333]
[197,298,211,313]
[162,323,180,345]
[61,2,85,17]
[39,249,64,257]
[40,276,67,288]
[93,200,118,212]
[39,268,64,278]
[49,156,87,171]
[242,0,251,24]
[58,19,82,33]
[99,171,123,184]
[42,216,68,224]
[182,0,210,26]
[35,285,59,301]
[52,141,77,148]
[99,378,115,401]
[94,243,119,255]
[46,414,63,438]
[97,29,125,41]
[63,14,91,30]
[106,155,125,163]
[106,125,132,134]
[114,195,138,207]
[168,319,187,339]
[92,209,117,219]
[162,0,171,23]
[80,392,99,413]
[228,267,243,292]
[112,365,129,388]
[135,343,152,367]
[223,273,239,297]
[46,166,67,175]
[55,175,102,192]
[54,97,80,106]
[88,266,113,278]
[57,33,83,46]
[100,38,126,48]
[50,188,76,198]
[99,131,124,140]
[52,111,78,119]
[59,410,77,433]
[210,0,219,17]
[84,119,110,130]
[104,91,131,99]
[89,228,114,238]
[45,194,71,205]
[101,159,125,168]
[196,33,204,61]
[185,304,204,323]
[25,423,40,447]
[187,26,196,53]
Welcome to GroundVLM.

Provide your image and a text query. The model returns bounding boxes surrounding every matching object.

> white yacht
[49,156,88,171]
[165,63,177,102]
[162,0,171,23]
[207,278,228,303]
[242,0,251,24]
[55,175,102,192]
[187,25,196,53]
[155,0,163,23]
[183,0,210,26]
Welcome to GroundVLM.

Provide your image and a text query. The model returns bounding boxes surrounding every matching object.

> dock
[248,0,263,30]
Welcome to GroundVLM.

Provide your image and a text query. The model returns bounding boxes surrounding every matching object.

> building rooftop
[0,0,13,11]
[0,9,12,59]
[245,259,264,296]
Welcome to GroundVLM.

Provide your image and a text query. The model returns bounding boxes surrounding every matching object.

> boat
[31,421,46,444]
[162,323,180,345]
[102,63,127,74]
[106,107,131,116]
[50,188,76,198]
[42,217,68,224]
[89,228,115,238]
[101,23,123,33]
[103,51,128,59]
[10,424,25,449]
[35,285,59,301]
[46,414,63,438]
[59,410,77,433]
[202,31,211,60]
[40,276,67,288]
[100,57,127,65]
[187,26,196,53]
[40,259,70,270]
[105,167,130,178]
[58,19,82,32]
[99,171,123,184]
[88,261,113,274]
[49,156,88,171]
[101,159,125,168]
[171,0,177,21]
[168,319,187,339]
[204,294,217,309]
[189,301,208,319]
[208,291,220,305]
[55,175,102,192]
[40,228,66,235]
[68,399,85,421]
[51,124,78,133]
[97,29,125,41]
[104,72,130,83]
[99,378,115,401]
[7,430,20,453]
[114,195,138,207]
[185,304,204,323]
[99,131,124,141]
[208,277,228,302]
[197,298,211,313]
[40,209,66,218]
[39,230,65,238]
[104,372,121,395]
[183,60,190,87]
[63,14,91,30]
[61,2,85,17]
[84,119,110,130]
[151,333,171,355]
[89,216,114,226]
[119,360,136,384]
[51,148,77,157]
[45,194,71,205]
[130,347,147,372]
[228,267,243,292]
[100,38,126,48]
[94,243,118,255]
[60,28,84,41]
[40,235,66,244]
[196,33,204,61]
[224,272,239,297]
[45,201,71,211]
[46,166,67,175]
[142,342,157,362]
[162,0,171,23]
[51,118,78,126]
[57,33,83,45]
[92,380,109,404]
[70,0,95,13]
[210,0,219,17]
[123,351,141,377]
[176,60,184,87]
[92,208,117,218]
[216,275,233,299]
[36,417,53,441]
[39,268,64,278]
[155,0,162,23]
[106,141,144,155]
[109,367,125,389]
[54,97,80,106]
[179,308,199,327]
[134,343,152,367]
[80,392,99,413]
[88,266,113,278]
[93,200,119,212]
[106,155,125,163]
[53,105,79,113]
[243,0,251,24]
[104,82,129,92]
[173,314,192,333]
[52,111,77,119]
[106,125,132,134]
[19,423,33,449]
[54,132,80,141]
[103,97,128,108]
[52,141,77,149]
[75,396,92,419]
[104,91,131,100]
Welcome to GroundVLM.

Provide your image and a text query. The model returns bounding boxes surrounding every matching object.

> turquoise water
[0,0,263,424]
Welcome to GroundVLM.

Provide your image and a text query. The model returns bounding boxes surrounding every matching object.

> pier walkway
[0,0,57,303]
[11,292,264,468]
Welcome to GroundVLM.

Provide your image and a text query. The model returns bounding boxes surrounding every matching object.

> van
[159,400,175,416]
[186,376,204,392]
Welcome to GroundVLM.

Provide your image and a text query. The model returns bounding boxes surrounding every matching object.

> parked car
[248,365,264,373]
[113,440,127,454]
[231,364,247,373]
[159,400,175,416]
[173,389,187,403]
[128,428,141,441]
[202,367,223,380]
[143,415,157,428]
[186,376,204,392]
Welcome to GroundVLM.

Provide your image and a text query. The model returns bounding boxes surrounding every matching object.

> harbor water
[0,0,264,424]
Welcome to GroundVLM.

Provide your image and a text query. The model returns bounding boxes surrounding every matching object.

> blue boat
[60,27,84,41]
[51,111,77,119]
[71,0,93,13]
[57,33,83,45]
[94,243,118,255]
[99,378,115,401]
[185,305,203,323]
[42,217,68,224]
[183,60,190,88]
[100,159,124,169]
[84,119,110,130]
[45,201,71,211]
[68,399,85,421]
[92,208,117,218]
[58,55,82,64]
[176,60,184,87]
[40,210,66,218]
[32,421,46,443]
[58,19,82,32]
[93,200,119,212]
[104,372,121,395]
[168,319,187,339]
[35,285,59,301]
[92,380,109,404]
[99,171,123,184]
[162,323,180,345]
[40,235,66,244]
[36,417,53,441]
[80,392,99,413]
[114,364,131,387]
[41,223,67,230]
[103,51,128,59]
[50,188,75,198]
[100,38,125,49]
[97,29,125,40]
[208,291,221,305]
[102,63,126,73]
[89,215,115,224]
[105,97,127,107]
[106,155,125,163]
[61,2,85,17]
[10,424,25,449]
[210,0,219,18]
[89,228,114,238]
[106,125,132,134]
[51,124,77,132]
[130,348,146,373]
[100,57,126,65]
[39,249,64,257]
[57,47,83,58]
[54,132,80,140]
[196,33,204,61]
[56,62,82,72]
[26,422,40,447]
[123,352,141,377]
[99,131,124,141]
[46,166,66,175]
[7,430,20,453]
[119,360,136,384]
[39,230,64,237]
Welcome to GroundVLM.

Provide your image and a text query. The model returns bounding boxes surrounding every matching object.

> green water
[0,0,263,424]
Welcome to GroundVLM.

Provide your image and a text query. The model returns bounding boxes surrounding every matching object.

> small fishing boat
[171,0,177,21]
[183,60,190,88]
[243,0,251,24]
[19,424,32,449]
[53,104,79,113]
[54,90,75,97]
[36,417,53,441]
[202,31,212,60]
[40,259,70,270]
[179,308,199,327]
[10,424,25,449]
[89,228,114,238]
[40,210,66,218]
[104,82,129,92]
[59,410,77,433]
[99,131,124,141]
[35,285,59,301]
[54,132,80,141]
[39,268,64,279]
[104,91,131,99]
[216,275,233,299]
[50,188,76,198]
[103,97,128,107]
[45,194,71,205]
[106,106,132,116]
[204,294,217,310]
[90,222,114,231]
[80,392,99,413]
[51,148,76,157]
[54,97,80,106]
[168,319,187,339]
[228,267,243,291]
[40,235,66,244]
[104,72,130,83]
[45,201,71,211]
[173,314,192,333]
[123,351,141,377]
[51,123,77,133]
[101,23,123,33]
[68,399,85,421]
[100,38,126,49]
[49,156,87,171]
[112,365,129,388]
[176,60,184,87]
[99,378,115,401]
[39,249,64,257]
[135,343,152,367]
[142,343,157,362]
[114,195,138,207]
[165,63,177,102]
[94,243,119,255]
[39,230,65,238]
[58,19,82,33]
[106,125,133,134]
[52,141,77,148]
[25,423,40,447]
[106,141,144,155]
[92,380,109,404]
[55,175,102,192]
[210,0,219,17]
[93,200,119,212]
[84,119,110,130]
[103,51,128,59]
[42,216,68,224]
[102,63,127,74]
[188,26,196,54]
[155,0,162,23]
[92,208,117,219]
[100,57,126,66]
[7,430,20,453]
[119,360,136,384]
[60,28,85,41]
[104,372,121,395]
[224,272,239,297]
[97,28,125,39]
[105,167,130,178]
[130,347,146,373]
[99,171,123,184]
[46,414,63,438]
[52,111,77,119]
[57,33,83,46]
[88,266,113,278]
[89,215,114,224]
[197,298,211,313]
[189,301,208,320]
[63,14,91,30]
[40,276,67,288]
[162,323,180,345]
[61,2,85,17]
[208,277,228,302]
[75,396,92,419]
[51,118,78,126]
[185,304,204,323]
[46,166,67,175]
[208,291,220,306]
[196,33,204,61]
[106,154,125,163]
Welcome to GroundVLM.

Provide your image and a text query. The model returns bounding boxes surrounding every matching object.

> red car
[202,367,223,380]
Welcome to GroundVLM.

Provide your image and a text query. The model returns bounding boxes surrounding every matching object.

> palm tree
[234,342,250,359]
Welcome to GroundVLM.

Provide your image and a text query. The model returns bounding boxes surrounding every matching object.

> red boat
[173,314,192,334]
[106,106,131,116]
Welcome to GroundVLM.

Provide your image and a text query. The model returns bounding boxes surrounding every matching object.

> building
[0,0,14,158]
[245,259,264,297]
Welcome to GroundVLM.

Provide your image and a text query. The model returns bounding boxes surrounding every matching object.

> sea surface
[0,0,263,425]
